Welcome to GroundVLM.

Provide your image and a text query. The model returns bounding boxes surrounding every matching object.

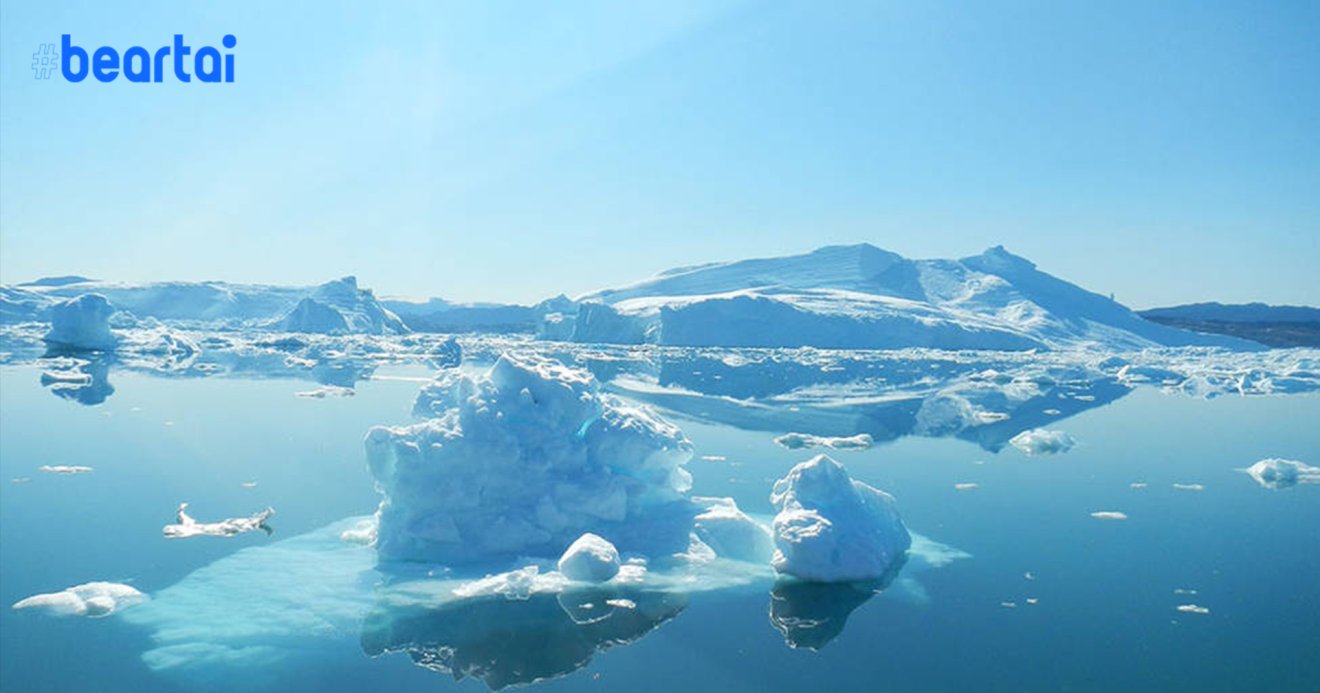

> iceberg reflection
[360,586,686,690]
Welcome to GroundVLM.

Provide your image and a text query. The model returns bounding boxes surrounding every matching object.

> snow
[1009,428,1076,455]
[769,455,911,582]
[692,497,775,563]
[367,353,700,565]
[43,294,118,350]
[162,503,275,539]
[566,244,1259,351]
[773,432,873,451]
[12,581,147,618]
[1241,458,1320,489]
[556,533,621,582]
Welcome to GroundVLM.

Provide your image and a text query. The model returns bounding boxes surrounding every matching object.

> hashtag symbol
[32,43,59,80]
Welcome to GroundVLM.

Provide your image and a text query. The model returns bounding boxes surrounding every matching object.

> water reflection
[768,554,906,650]
[39,353,115,406]
[360,587,686,690]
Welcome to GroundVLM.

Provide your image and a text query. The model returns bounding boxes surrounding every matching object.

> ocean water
[1,361,1317,692]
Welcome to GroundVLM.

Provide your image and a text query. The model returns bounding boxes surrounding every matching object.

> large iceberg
[268,277,408,335]
[366,354,702,565]
[42,294,118,350]
[770,455,911,582]
[562,244,1259,350]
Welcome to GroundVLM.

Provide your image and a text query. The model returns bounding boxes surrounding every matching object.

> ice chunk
[37,464,94,475]
[12,581,146,617]
[773,432,873,451]
[294,385,355,398]
[692,497,775,563]
[1009,428,1075,455]
[268,278,408,335]
[769,455,911,582]
[163,503,275,539]
[367,354,698,565]
[557,533,621,583]
[42,294,118,350]
[1176,604,1210,615]
[1090,511,1127,521]
[1241,458,1320,489]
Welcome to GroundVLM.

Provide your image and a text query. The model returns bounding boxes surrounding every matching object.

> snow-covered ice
[1009,428,1076,455]
[37,465,94,475]
[367,354,701,565]
[556,533,621,583]
[12,581,147,618]
[769,455,911,582]
[43,294,118,350]
[773,432,873,451]
[162,503,275,539]
[1090,511,1128,521]
[1241,458,1320,489]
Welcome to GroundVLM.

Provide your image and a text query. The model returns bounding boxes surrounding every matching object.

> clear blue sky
[1,0,1316,307]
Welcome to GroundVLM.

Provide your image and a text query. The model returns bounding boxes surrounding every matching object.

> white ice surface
[770,455,912,582]
[1241,458,1320,490]
[13,581,147,618]
[162,503,275,539]
[1009,428,1076,455]
[556,533,621,583]
[42,294,118,350]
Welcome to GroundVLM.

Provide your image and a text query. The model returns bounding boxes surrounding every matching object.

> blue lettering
[60,35,87,82]
[123,46,150,82]
[172,35,191,82]
[56,35,235,84]
[92,47,119,82]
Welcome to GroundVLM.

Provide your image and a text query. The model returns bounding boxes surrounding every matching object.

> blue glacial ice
[43,294,118,351]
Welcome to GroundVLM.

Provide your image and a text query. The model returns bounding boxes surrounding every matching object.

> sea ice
[294,385,355,398]
[692,496,775,563]
[162,503,275,539]
[773,432,874,451]
[1241,458,1320,489]
[1009,428,1075,455]
[12,581,146,618]
[769,455,911,582]
[367,354,701,565]
[557,533,621,583]
[37,464,94,475]
[1090,511,1128,521]
[42,294,118,350]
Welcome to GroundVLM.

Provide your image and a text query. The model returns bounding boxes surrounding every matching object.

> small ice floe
[1176,604,1210,615]
[1240,458,1320,490]
[38,465,94,475]
[1090,511,1128,521]
[557,533,621,583]
[604,598,636,609]
[700,455,727,462]
[1008,429,1075,456]
[1026,598,1039,605]
[163,503,274,539]
[1173,588,1198,595]
[294,385,355,399]
[772,432,873,451]
[11,477,31,484]
[240,481,258,489]
[339,518,377,546]
[1172,483,1204,492]
[1000,601,1018,609]
[954,483,979,491]
[1024,572,1035,581]
[12,581,146,618]
[1043,409,1061,416]
[1130,482,1148,489]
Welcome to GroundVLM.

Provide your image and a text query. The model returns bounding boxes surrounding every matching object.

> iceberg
[42,294,118,350]
[162,503,275,539]
[366,354,701,565]
[769,455,911,582]
[12,581,147,618]
[773,432,873,451]
[564,244,1260,351]
[1241,458,1320,490]
[692,496,775,563]
[268,277,408,335]
[1009,428,1076,455]
[556,533,621,583]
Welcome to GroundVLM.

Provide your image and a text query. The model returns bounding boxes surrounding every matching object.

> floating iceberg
[769,455,911,582]
[692,496,775,563]
[162,503,275,539]
[1241,458,1320,490]
[1009,428,1076,455]
[773,432,873,451]
[37,465,94,475]
[367,354,701,565]
[556,533,621,583]
[268,277,408,335]
[42,294,118,350]
[12,581,146,618]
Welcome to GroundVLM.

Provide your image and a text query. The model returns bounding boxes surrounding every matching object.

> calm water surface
[1,363,1317,692]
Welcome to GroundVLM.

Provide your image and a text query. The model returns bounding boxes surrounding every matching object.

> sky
[1,0,1316,308]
